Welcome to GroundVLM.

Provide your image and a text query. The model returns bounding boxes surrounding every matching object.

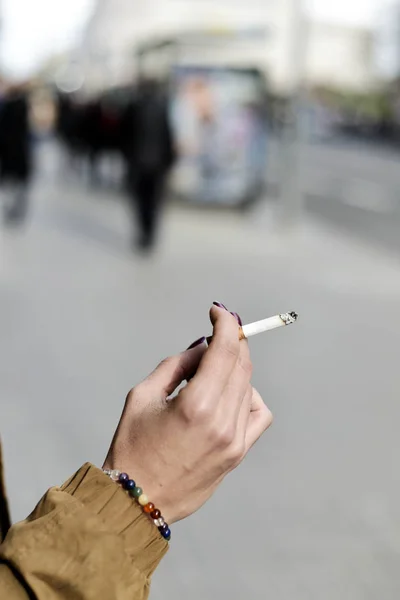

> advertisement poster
[170,67,268,206]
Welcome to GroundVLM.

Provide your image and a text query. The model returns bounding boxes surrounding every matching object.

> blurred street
[1,141,400,599]
[268,136,400,254]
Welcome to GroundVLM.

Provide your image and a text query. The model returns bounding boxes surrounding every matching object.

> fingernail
[231,312,243,326]
[213,302,228,310]
[187,336,206,350]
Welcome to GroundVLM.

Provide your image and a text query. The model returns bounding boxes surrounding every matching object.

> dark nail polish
[187,336,206,350]
[213,302,228,310]
[231,312,243,326]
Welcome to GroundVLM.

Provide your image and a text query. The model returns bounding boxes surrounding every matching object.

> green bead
[131,487,143,498]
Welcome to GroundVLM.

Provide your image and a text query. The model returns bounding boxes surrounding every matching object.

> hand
[103,304,273,524]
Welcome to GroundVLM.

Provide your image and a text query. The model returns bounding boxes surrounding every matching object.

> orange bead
[144,503,155,514]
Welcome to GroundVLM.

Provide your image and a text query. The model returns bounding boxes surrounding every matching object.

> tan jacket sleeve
[0,463,168,599]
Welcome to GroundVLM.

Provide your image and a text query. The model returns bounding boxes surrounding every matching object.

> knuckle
[130,380,148,398]
[227,441,245,467]
[179,393,212,424]
[262,406,274,429]
[125,387,136,406]
[194,401,213,423]
[124,386,142,415]
[218,424,236,447]
[208,422,235,447]
[193,403,213,423]
[265,407,274,429]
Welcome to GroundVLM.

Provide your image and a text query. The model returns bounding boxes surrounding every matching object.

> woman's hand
[103,304,273,524]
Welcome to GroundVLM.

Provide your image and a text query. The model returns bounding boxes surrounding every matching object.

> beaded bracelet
[103,469,171,541]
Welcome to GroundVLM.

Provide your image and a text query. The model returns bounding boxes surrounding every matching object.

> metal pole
[278,0,308,231]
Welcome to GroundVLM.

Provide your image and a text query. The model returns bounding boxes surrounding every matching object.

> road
[1,141,400,599]
[269,137,400,254]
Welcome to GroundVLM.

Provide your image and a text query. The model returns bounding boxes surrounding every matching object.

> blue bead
[124,479,136,491]
[158,523,169,534]
[119,473,129,483]
[161,527,171,540]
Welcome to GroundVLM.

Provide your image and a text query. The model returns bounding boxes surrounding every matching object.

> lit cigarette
[207,312,298,344]
[240,312,298,340]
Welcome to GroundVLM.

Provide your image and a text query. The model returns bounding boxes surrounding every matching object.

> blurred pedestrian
[0,304,272,598]
[0,84,32,224]
[124,78,176,251]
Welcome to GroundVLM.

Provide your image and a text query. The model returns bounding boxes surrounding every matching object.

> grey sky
[0,0,95,77]
[308,0,383,26]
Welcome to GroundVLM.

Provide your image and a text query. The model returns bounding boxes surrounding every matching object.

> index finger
[190,305,240,398]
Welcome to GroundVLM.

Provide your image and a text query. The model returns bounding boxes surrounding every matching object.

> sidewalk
[1,157,400,599]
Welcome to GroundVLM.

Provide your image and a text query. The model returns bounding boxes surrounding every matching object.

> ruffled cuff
[61,463,168,577]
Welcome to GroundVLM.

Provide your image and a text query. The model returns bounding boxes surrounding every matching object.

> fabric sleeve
[0,463,168,599]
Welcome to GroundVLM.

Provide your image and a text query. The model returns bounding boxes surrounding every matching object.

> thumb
[147,342,207,397]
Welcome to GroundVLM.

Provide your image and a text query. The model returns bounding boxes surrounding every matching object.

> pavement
[1,141,400,599]
[269,137,400,254]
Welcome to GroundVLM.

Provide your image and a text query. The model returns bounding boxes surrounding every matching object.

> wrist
[103,458,177,524]
[102,466,172,541]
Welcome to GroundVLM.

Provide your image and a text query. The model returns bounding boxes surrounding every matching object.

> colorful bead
[160,527,171,540]
[124,479,136,491]
[110,470,121,481]
[138,494,149,506]
[103,469,170,541]
[132,487,143,498]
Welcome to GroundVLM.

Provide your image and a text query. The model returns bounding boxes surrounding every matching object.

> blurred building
[72,0,375,95]
[375,1,400,81]
[306,22,374,91]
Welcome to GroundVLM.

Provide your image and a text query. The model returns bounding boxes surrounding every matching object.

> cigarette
[206,312,298,344]
[240,311,298,339]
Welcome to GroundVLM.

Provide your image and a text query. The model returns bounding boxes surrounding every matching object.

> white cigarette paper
[241,312,298,339]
